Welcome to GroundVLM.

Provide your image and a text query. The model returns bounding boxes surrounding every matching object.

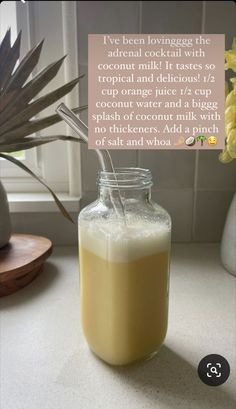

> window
[0,1,81,196]
[0,1,17,42]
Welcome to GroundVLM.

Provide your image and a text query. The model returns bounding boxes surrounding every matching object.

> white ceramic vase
[0,180,11,248]
[221,193,236,276]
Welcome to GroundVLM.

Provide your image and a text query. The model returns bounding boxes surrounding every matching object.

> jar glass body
[79,168,171,366]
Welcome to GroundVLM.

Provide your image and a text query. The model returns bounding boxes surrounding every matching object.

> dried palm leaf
[0,135,85,152]
[0,31,21,90]
[0,153,74,223]
[0,29,11,73]
[3,39,44,93]
[0,29,87,222]
[0,56,68,117]
[0,106,87,143]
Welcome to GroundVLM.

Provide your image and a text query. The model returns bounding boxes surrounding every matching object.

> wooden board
[0,234,53,297]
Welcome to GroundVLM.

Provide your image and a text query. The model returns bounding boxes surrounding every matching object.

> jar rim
[98,167,153,189]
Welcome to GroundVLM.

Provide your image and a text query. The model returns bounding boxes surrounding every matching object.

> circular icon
[198,354,230,386]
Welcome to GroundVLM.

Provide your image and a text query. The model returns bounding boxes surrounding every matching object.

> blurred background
[1,1,236,244]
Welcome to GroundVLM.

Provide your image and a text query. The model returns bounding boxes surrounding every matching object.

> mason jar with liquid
[78,168,171,366]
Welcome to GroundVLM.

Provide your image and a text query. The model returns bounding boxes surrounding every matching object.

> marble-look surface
[0,244,235,409]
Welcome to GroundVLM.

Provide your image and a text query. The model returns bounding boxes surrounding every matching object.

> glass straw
[56,103,125,219]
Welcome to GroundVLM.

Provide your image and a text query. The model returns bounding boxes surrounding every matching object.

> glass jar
[79,168,171,366]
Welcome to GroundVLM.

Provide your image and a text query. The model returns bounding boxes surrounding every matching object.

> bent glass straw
[56,103,125,218]
[56,103,113,172]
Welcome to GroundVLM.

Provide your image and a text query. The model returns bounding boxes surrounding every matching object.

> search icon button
[198,354,230,386]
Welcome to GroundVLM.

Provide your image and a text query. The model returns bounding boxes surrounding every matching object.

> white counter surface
[1,244,236,409]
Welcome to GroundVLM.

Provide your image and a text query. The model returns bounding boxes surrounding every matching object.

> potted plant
[0,29,86,247]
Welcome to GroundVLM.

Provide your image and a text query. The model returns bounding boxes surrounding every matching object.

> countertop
[0,244,236,409]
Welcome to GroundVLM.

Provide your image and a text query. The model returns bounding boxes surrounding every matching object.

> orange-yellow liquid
[79,246,170,365]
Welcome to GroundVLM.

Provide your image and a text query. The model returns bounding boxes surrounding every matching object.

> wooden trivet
[0,234,53,297]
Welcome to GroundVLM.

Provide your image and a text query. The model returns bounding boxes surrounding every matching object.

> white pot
[221,193,236,276]
[0,180,11,248]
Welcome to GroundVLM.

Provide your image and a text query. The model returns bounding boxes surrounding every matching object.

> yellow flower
[219,150,233,163]
[225,81,229,99]
[220,87,236,162]
[220,38,236,163]
[227,128,236,158]
[225,105,236,128]
[225,37,236,72]
[230,77,236,92]
[225,89,236,108]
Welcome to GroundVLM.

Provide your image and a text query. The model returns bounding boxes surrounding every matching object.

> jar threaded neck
[98,167,153,189]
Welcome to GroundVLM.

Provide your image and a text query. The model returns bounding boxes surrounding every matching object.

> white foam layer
[79,219,170,262]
